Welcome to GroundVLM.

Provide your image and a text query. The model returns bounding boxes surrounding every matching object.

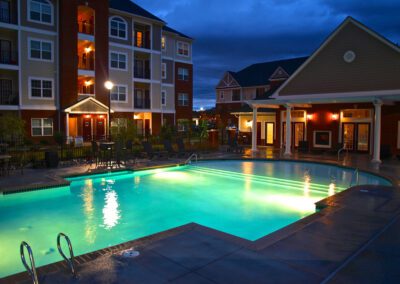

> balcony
[0,91,18,105]
[77,20,94,35]
[134,24,151,49]
[134,90,150,109]
[0,6,17,24]
[0,50,18,65]
[134,66,150,80]
[77,5,95,35]
[78,55,94,70]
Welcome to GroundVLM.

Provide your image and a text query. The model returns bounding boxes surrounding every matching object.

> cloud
[133,0,400,108]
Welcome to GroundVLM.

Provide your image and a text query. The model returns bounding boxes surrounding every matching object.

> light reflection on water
[102,182,121,230]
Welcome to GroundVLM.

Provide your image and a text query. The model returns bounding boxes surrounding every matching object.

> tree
[0,114,25,143]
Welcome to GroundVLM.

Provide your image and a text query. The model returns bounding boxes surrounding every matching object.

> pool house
[217,17,400,163]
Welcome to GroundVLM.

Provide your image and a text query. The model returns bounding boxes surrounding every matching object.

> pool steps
[188,166,346,194]
[20,233,76,284]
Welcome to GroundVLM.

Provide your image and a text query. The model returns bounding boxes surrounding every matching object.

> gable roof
[228,57,308,88]
[163,26,193,40]
[64,97,114,114]
[109,0,165,23]
[272,16,400,99]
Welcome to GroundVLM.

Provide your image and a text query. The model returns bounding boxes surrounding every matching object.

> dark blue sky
[134,0,400,110]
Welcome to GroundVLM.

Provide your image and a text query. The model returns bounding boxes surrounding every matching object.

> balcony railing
[78,55,94,70]
[134,67,151,79]
[0,8,17,24]
[0,50,18,65]
[77,20,94,35]
[0,91,18,105]
[134,96,150,109]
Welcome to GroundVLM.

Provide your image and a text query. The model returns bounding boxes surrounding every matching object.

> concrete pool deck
[1,148,399,283]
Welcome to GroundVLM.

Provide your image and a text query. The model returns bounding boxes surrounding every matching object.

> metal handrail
[185,153,198,164]
[337,145,346,161]
[20,241,39,284]
[57,233,76,277]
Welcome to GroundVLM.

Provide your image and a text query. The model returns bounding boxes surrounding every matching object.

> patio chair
[176,138,193,157]
[227,138,244,154]
[114,140,127,167]
[163,140,180,157]
[91,141,100,167]
[141,141,168,160]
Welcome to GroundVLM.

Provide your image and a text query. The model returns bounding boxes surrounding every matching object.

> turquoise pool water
[0,160,391,277]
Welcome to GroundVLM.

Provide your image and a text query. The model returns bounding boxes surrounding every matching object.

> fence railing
[77,20,94,35]
[0,8,17,24]
[0,91,18,105]
[0,50,18,65]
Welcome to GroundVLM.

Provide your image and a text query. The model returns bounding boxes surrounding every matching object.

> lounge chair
[227,138,244,154]
[141,141,168,159]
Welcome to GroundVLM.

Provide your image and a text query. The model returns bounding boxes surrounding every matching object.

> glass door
[294,122,304,148]
[343,123,355,150]
[357,123,369,152]
[265,122,274,145]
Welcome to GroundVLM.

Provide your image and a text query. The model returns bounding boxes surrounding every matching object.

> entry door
[265,122,274,145]
[96,118,105,140]
[144,119,150,137]
[256,122,262,145]
[83,118,92,141]
[283,122,305,148]
[342,123,370,152]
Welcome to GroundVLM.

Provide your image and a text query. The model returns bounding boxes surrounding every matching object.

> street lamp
[104,80,114,141]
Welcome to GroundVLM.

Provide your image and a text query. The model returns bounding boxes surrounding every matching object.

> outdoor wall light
[84,47,92,53]
[306,114,314,120]
[331,113,339,120]
[246,120,253,128]
[84,80,92,86]
[134,115,140,120]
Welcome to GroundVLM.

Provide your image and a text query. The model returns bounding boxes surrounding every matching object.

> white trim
[28,76,54,100]
[27,0,54,26]
[313,131,332,148]
[0,64,19,70]
[162,83,174,88]
[64,97,111,113]
[109,8,165,25]
[20,105,56,110]
[134,47,160,54]
[28,37,54,62]
[161,55,192,64]
[78,69,95,77]
[109,16,128,41]
[109,41,131,50]
[109,51,128,71]
[273,17,400,99]
[0,105,19,110]
[133,78,160,84]
[110,84,128,103]
[78,33,95,42]
[0,22,18,30]
[176,41,190,57]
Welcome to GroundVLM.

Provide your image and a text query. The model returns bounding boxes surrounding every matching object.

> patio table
[99,142,115,168]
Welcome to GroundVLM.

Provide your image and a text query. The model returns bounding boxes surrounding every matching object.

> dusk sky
[135,0,400,110]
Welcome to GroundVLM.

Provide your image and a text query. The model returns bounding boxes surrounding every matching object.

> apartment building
[0,0,193,141]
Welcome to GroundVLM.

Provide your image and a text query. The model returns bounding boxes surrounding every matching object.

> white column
[251,107,258,152]
[372,101,382,163]
[284,104,292,156]
[65,113,69,137]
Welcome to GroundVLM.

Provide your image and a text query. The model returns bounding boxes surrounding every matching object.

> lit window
[110,85,127,102]
[177,41,189,56]
[178,67,189,81]
[161,36,166,50]
[29,39,52,61]
[111,118,128,134]
[31,118,53,136]
[161,63,167,79]
[110,17,127,39]
[178,93,189,106]
[30,78,53,98]
[135,31,143,48]
[29,0,52,24]
[161,91,166,106]
[110,52,127,70]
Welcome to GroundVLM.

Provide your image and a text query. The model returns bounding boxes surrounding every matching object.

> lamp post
[104,80,114,141]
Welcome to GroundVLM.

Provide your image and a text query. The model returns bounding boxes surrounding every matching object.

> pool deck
[1,148,400,283]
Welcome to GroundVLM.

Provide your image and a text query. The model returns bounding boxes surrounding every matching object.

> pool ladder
[185,153,198,164]
[20,233,76,284]
[349,168,360,187]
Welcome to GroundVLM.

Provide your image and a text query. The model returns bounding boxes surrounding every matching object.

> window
[30,78,53,99]
[110,85,127,102]
[111,118,127,134]
[31,118,53,136]
[178,67,189,81]
[177,119,189,132]
[29,0,52,24]
[161,36,166,50]
[313,131,332,148]
[161,63,167,79]
[177,41,189,56]
[29,39,52,61]
[178,93,189,106]
[110,52,127,70]
[109,17,127,39]
[161,90,166,106]
[135,31,143,48]
[342,109,371,119]
[232,89,241,101]
[220,91,224,99]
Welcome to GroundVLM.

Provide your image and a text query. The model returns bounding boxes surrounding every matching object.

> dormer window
[110,16,127,40]
[29,0,52,25]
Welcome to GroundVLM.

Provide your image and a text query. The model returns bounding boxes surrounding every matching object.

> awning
[64,97,114,114]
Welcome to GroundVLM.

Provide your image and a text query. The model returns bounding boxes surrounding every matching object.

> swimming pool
[0,160,391,277]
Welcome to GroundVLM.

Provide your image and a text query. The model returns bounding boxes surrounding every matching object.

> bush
[0,114,25,142]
